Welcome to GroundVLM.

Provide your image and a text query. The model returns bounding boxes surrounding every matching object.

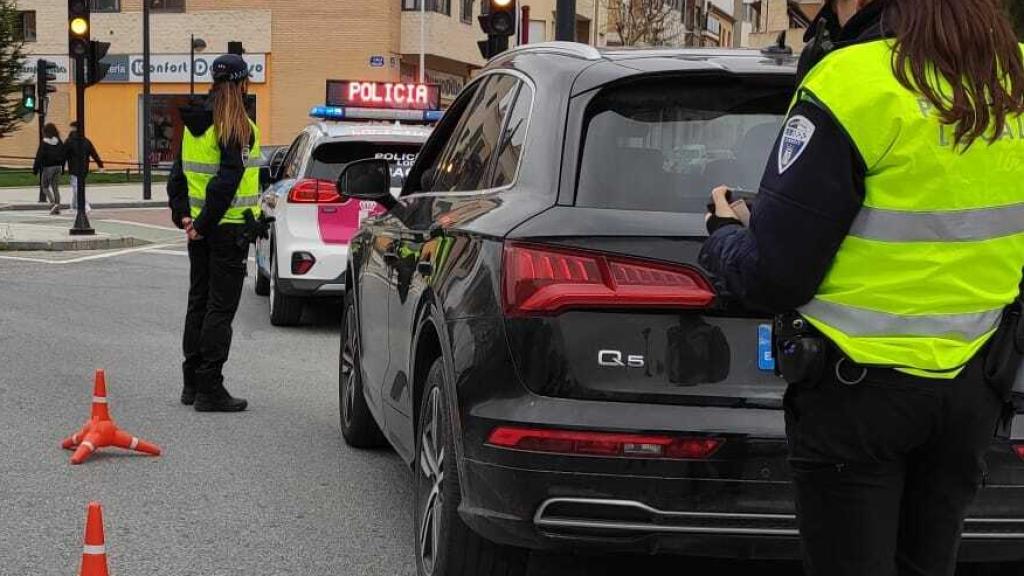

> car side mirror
[338,158,395,209]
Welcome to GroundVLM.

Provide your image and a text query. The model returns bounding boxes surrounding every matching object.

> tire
[254,267,270,296]
[414,359,528,576]
[339,290,386,448]
[269,252,303,326]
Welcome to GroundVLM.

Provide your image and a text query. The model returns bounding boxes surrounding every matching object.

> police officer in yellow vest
[700,0,1024,574]
[167,54,261,412]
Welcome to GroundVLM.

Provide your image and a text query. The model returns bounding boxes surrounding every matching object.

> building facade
[6,0,490,167]
[745,0,821,50]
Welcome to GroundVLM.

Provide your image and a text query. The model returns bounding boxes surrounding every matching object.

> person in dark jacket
[167,54,259,413]
[33,123,65,215]
[699,0,1024,574]
[65,121,104,213]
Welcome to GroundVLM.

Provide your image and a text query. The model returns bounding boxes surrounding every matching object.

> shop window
[91,0,120,12]
[15,11,36,43]
[149,0,185,12]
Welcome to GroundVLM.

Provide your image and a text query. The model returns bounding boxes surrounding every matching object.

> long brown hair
[885,0,1024,149]
[211,80,252,148]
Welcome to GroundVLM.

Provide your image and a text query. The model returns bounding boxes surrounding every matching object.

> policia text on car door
[167,54,269,413]
[699,0,1024,575]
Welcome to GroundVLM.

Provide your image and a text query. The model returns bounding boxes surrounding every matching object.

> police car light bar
[310,106,443,123]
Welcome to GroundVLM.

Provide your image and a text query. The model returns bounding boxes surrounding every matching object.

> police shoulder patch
[778,115,816,174]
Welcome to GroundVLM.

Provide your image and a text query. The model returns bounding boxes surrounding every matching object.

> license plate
[758,323,775,372]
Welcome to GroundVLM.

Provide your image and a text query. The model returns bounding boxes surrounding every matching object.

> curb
[0,201,164,212]
[0,236,149,252]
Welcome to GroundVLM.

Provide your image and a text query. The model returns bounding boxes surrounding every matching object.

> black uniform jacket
[698,2,888,313]
[166,101,250,236]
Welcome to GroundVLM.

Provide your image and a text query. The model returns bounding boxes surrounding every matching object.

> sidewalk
[0,222,145,251]
[0,183,165,211]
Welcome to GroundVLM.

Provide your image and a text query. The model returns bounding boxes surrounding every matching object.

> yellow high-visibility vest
[182,119,262,224]
[796,40,1024,378]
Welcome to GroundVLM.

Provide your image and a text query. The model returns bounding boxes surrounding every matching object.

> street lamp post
[142,1,152,200]
[190,35,207,97]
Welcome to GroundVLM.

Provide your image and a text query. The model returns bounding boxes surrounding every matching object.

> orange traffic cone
[61,369,161,465]
[80,502,109,576]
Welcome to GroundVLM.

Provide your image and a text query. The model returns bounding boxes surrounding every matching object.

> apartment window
[149,0,185,12]
[91,0,121,12]
[15,11,36,42]
[461,0,473,22]
[402,0,451,15]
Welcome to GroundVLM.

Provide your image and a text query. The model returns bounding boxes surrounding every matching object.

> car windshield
[576,76,792,213]
[308,141,421,188]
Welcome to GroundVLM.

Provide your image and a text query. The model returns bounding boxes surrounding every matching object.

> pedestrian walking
[65,121,103,214]
[699,0,1024,575]
[32,123,65,215]
[167,54,262,412]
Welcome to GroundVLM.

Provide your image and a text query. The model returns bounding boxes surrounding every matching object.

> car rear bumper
[458,458,1024,562]
[275,273,346,297]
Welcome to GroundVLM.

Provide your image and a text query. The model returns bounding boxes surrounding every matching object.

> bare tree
[605,0,681,47]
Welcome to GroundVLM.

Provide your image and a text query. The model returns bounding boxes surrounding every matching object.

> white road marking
[142,248,256,263]
[99,219,181,232]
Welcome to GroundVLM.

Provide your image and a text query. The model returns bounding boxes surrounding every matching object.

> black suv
[337,43,1024,576]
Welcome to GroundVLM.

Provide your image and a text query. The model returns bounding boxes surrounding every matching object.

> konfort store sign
[100,53,267,84]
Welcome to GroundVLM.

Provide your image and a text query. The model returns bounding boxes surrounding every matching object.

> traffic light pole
[69,54,94,236]
[556,0,576,41]
[37,106,45,203]
[142,1,152,200]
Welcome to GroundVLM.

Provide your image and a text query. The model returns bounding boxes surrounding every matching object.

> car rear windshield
[576,76,792,213]
[308,142,421,188]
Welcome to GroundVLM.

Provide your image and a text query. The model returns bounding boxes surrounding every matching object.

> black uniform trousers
[183,224,248,393]
[784,352,1002,576]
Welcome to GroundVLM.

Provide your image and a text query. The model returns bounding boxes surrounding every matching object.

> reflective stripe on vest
[182,159,264,175]
[188,195,260,210]
[182,119,262,225]
[794,40,1024,378]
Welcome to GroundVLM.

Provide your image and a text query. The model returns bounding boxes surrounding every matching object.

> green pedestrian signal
[21,84,36,112]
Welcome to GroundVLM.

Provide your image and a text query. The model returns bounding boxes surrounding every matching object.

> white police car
[254,81,438,325]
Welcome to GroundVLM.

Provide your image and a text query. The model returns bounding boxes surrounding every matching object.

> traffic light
[86,40,112,86]
[67,0,90,61]
[478,0,517,59]
[21,84,36,112]
[37,59,58,113]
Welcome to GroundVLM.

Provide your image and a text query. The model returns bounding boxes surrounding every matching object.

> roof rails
[499,41,602,61]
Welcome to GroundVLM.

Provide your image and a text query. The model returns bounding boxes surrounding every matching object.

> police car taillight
[288,179,342,204]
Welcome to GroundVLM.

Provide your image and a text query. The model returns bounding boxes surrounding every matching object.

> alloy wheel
[341,303,357,428]
[418,386,445,576]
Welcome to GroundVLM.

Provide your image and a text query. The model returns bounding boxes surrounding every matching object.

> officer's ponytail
[211,80,253,149]
[886,0,1024,149]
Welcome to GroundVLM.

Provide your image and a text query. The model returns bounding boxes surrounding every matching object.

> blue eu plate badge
[758,324,775,372]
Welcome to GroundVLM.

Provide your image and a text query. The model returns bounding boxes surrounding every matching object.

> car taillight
[502,242,715,316]
[288,179,342,204]
[292,252,316,275]
[1014,444,1024,461]
[487,427,723,460]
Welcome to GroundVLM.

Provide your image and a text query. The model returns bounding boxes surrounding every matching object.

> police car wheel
[269,253,303,326]
[339,290,386,448]
[414,359,528,576]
